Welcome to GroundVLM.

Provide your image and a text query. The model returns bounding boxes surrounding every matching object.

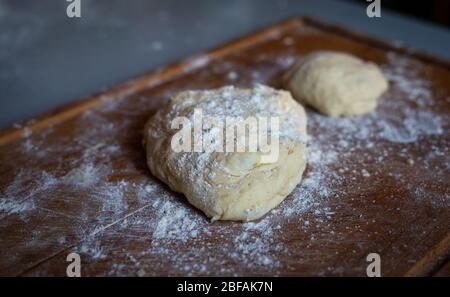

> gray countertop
[1,0,449,128]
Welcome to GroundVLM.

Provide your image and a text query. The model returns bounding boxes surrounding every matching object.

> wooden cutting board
[0,17,449,277]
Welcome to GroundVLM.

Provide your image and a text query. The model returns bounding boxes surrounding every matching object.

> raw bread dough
[143,85,308,221]
[283,51,388,117]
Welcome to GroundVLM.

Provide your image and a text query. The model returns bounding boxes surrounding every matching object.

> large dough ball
[283,51,388,117]
[143,85,308,221]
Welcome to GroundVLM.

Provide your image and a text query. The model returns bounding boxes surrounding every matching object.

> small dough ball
[283,51,388,117]
[144,85,308,221]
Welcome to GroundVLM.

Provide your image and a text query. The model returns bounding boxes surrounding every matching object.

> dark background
[346,0,450,28]
[0,0,449,128]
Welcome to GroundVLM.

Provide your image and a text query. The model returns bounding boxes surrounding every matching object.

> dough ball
[283,51,388,117]
[143,85,308,221]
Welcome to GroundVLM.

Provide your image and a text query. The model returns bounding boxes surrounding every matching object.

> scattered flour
[63,163,99,187]
[1,43,449,276]
[227,71,238,81]
[152,200,199,242]
[0,198,35,216]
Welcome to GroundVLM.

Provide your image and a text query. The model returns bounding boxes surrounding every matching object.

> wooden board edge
[404,234,450,277]
[299,15,450,69]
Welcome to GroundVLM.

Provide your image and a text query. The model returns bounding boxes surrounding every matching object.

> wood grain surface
[0,17,449,277]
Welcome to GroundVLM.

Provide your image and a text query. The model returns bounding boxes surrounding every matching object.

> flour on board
[1,47,449,276]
